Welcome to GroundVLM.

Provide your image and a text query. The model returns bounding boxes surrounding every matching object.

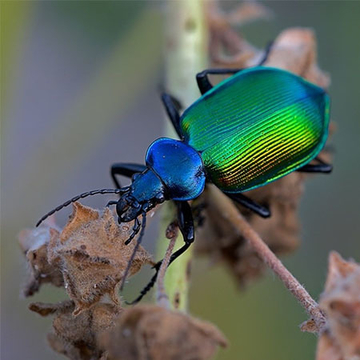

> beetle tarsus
[124,218,141,245]
[297,157,333,173]
[226,192,271,218]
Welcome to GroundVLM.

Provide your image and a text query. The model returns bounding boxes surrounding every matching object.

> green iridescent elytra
[180,67,330,193]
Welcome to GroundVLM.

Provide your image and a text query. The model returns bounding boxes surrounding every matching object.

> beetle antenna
[36,188,130,227]
[119,209,147,291]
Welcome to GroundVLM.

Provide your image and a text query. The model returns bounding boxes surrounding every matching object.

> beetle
[36,66,332,303]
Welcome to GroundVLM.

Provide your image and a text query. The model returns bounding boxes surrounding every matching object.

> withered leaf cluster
[20,203,148,359]
[206,1,273,67]
[20,202,153,315]
[21,203,227,360]
[316,252,360,360]
[29,301,227,360]
[195,1,334,287]
[30,301,122,360]
[19,221,64,296]
[100,305,228,360]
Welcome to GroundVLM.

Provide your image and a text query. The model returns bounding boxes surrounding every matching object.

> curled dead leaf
[300,318,319,334]
[100,305,228,360]
[207,1,272,67]
[264,28,330,88]
[48,202,154,315]
[316,252,360,360]
[30,300,122,360]
[18,222,64,296]
[226,1,273,26]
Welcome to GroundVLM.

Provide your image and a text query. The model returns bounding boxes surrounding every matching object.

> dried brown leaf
[300,318,319,334]
[207,0,272,29]
[316,252,360,360]
[29,301,63,317]
[18,222,64,296]
[21,202,157,358]
[317,331,344,360]
[30,300,122,360]
[226,1,273,26]
[100,305,228,360]
[264,28,330,88]
[206,0,263,67]
[48,202,153,315]
[47,332,84,360]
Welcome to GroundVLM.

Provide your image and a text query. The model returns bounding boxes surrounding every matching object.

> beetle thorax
[145,138,206,201]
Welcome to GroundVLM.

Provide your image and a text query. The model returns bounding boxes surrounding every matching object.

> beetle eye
[156,193,165,202]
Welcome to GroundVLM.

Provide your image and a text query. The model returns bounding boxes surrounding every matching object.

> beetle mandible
[37,66,332,303]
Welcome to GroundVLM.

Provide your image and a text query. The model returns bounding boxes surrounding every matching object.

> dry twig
[207,185,327,332]
[156,223,179,308]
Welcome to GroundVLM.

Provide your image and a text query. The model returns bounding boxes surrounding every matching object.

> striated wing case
[180,67,330,193]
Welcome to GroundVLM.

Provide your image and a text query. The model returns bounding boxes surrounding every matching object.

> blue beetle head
[116,138,206,223]
[116,169,166,222]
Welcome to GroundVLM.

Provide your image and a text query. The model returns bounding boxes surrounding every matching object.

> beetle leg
[111,163,147,188]
[126,201,195,304]
[297,157,333,173]
[161,93,184,139]
[258,40,274,66]
[226,192,271,218]
[174,200,195,247]
[125,217,141,245]
[196,43,274,95]
[155,201,195,273]
[196,68,244,95]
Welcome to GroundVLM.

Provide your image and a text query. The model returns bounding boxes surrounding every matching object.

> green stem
[156,0,208,312]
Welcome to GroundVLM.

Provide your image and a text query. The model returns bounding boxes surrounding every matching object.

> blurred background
[1,1,359,359]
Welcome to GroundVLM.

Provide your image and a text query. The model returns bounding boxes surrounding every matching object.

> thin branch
[156,223,179,308]
[207,185,327,332]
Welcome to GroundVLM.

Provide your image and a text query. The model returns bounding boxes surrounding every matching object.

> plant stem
[156,223,178,309]
[207,185,327,332]
[156,0,208,312]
